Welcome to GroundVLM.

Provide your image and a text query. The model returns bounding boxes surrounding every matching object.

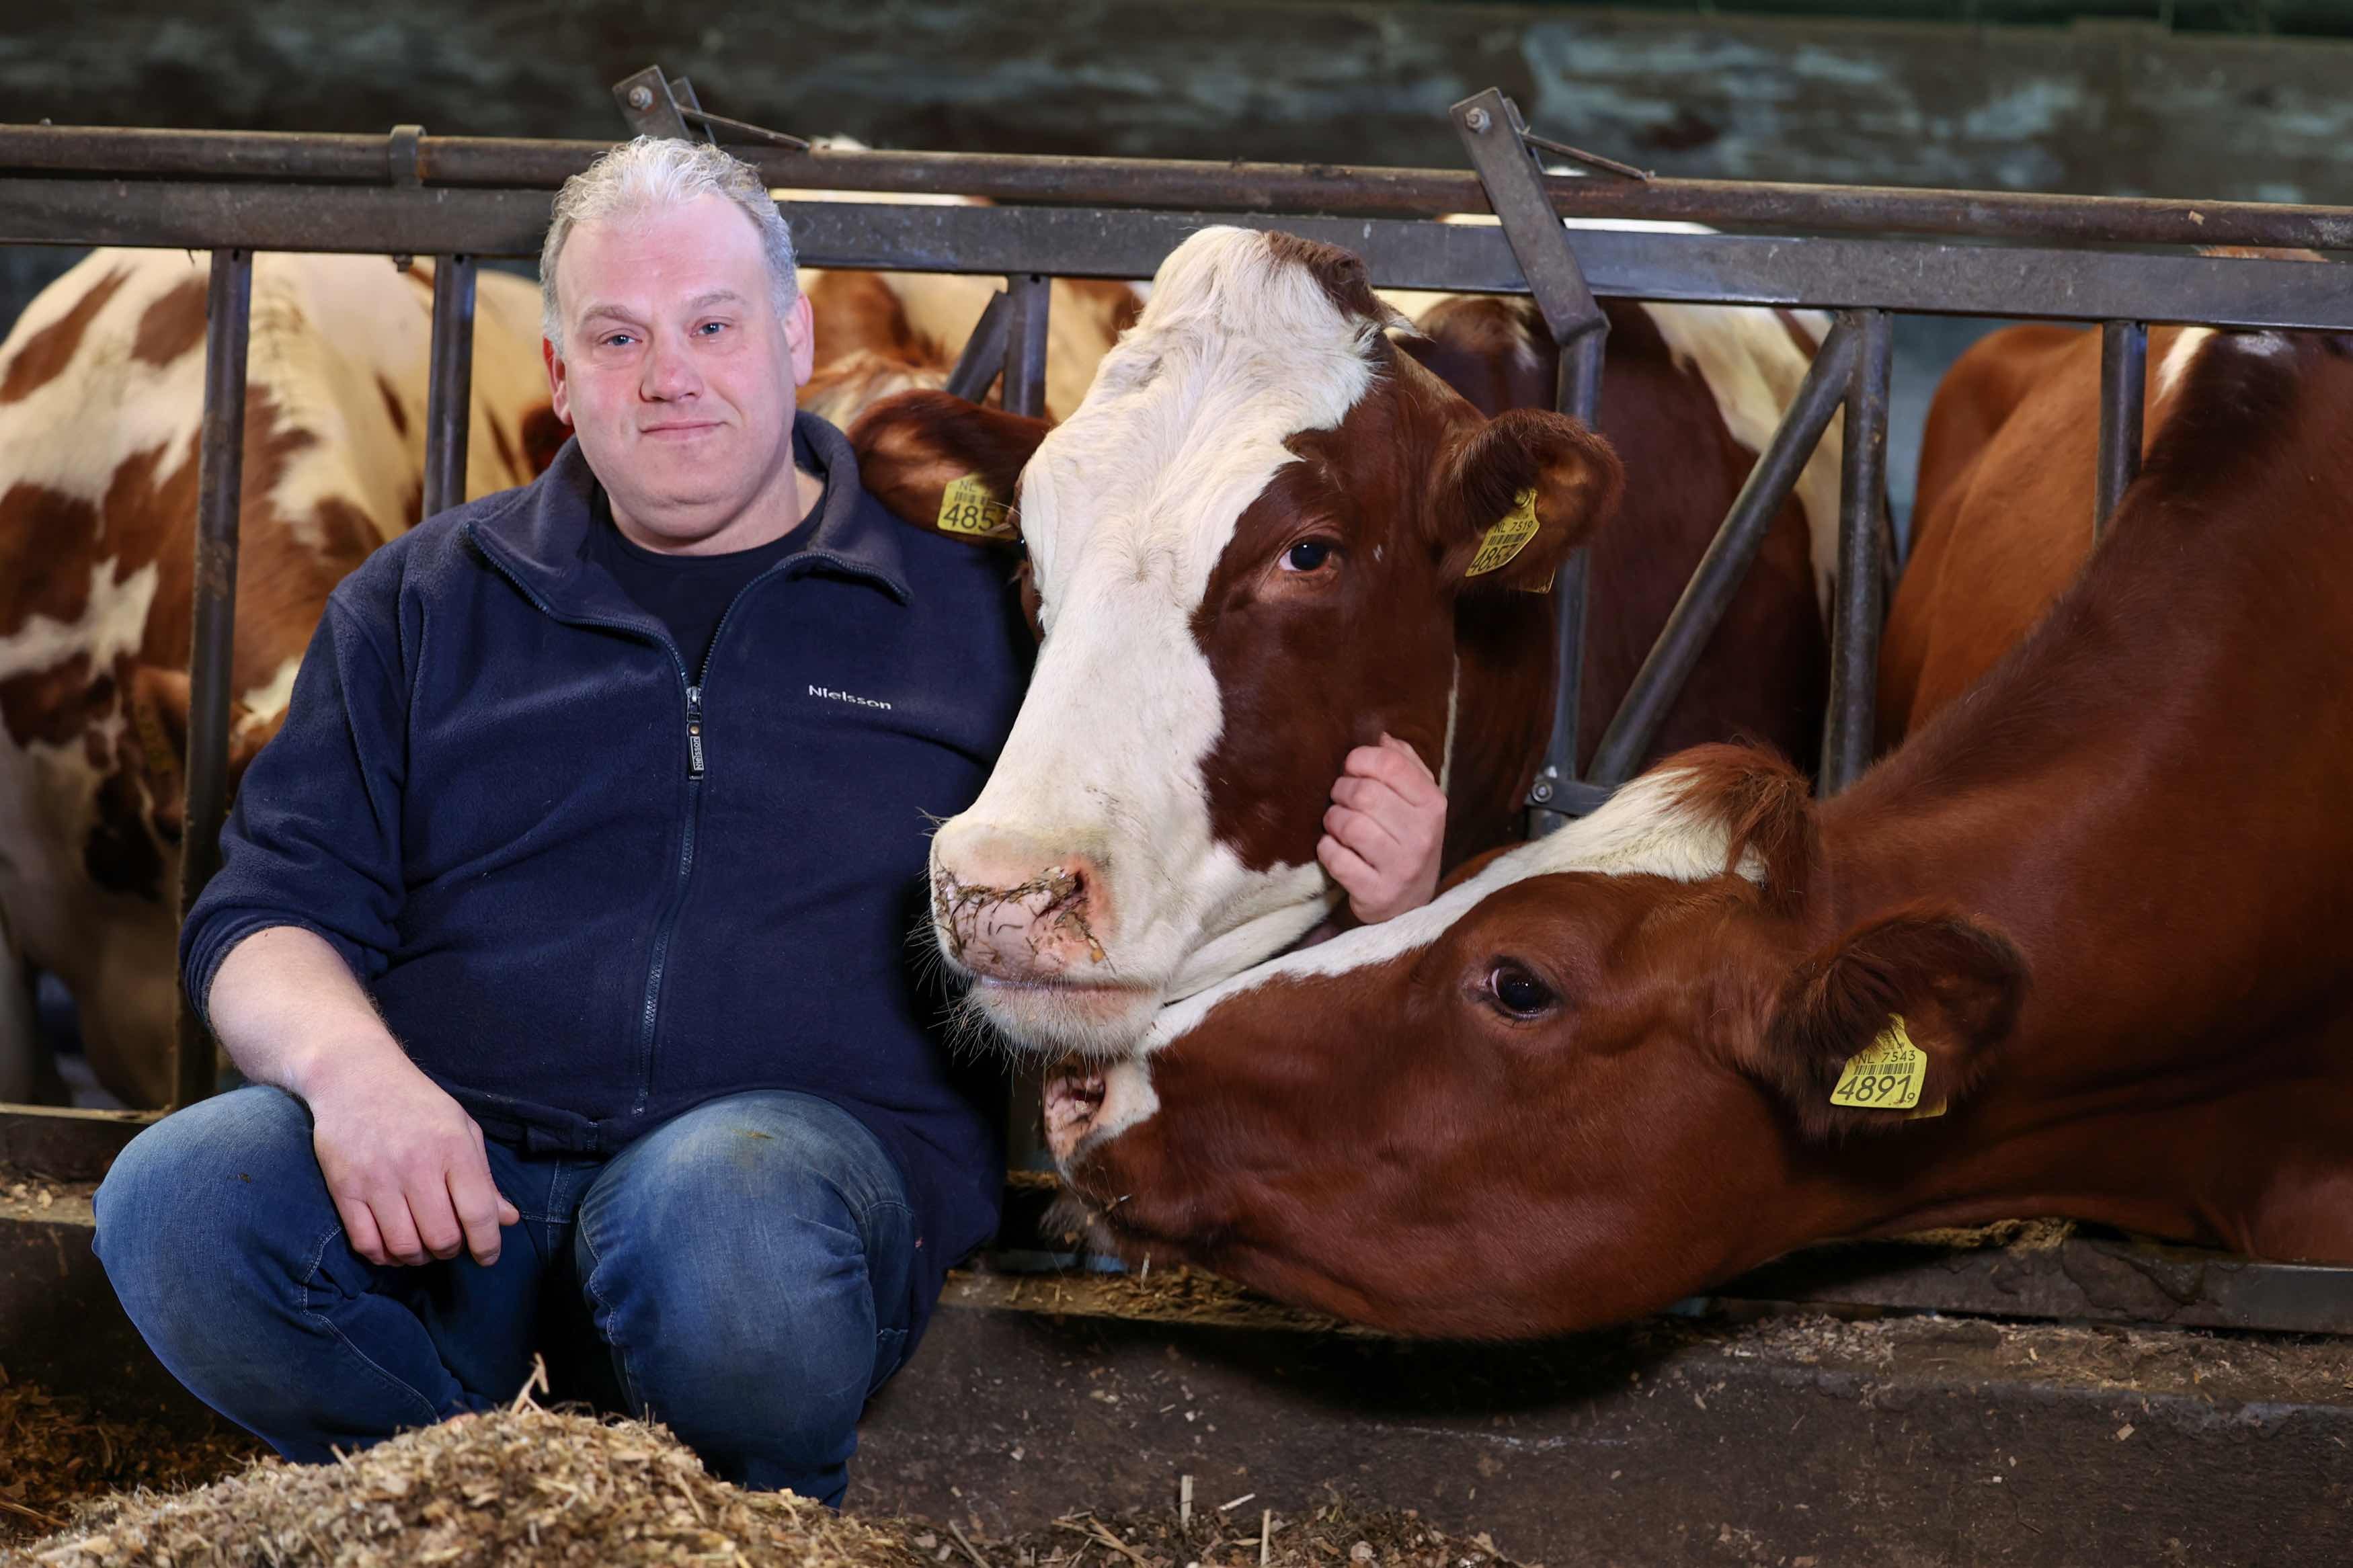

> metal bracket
[944,289,1015,405]
[612,65,813,150]
[613,66,702,142]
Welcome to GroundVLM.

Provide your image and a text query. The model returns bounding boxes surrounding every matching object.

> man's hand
[1318,733,1447,925]
[306,1052,520,1268]
[207,926,520,1269]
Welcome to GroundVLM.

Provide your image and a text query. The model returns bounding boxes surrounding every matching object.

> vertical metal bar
[1525,331,1610,833]
[173,248,253,1110]
[1820,309,1894,797]
[1587,318,1863,788]
[943,287,1014,405]
[2096,320,2147,540]
[421,254,477,521]
[1000,274,1051,419]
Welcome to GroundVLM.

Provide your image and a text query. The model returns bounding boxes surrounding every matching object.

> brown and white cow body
[0,248,555,1105]
[852,226,1836,1060]
[1047,325,2353,1339]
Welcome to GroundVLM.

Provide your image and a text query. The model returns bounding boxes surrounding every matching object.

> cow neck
[1789,332,2353,1258]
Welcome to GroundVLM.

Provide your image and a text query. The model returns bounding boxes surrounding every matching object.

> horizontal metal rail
[5,185,2350,333]
[6,122,2353,250]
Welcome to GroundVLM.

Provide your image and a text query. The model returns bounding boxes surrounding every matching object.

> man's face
[545,194,817,548]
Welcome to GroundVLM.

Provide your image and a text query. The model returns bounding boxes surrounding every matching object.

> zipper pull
[685,685,707,778]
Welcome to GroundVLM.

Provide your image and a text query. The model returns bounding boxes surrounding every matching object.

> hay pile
[0,1373,259,1544]
[7,1405,918,1568]
[3,1400,1527,1568]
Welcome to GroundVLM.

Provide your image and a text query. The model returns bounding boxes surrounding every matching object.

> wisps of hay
[9,1401,922,1568]
[5,1372,1531,1568]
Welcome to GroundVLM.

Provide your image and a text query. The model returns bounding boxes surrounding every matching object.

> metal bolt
[1464,107,1491,133]
[627,85,655,110]
[1531,780,1554,802]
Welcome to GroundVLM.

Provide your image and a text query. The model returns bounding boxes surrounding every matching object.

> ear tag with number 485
[936,474,1016,541]
[1465,487,1541,577]
[1829,1015,1945,1117]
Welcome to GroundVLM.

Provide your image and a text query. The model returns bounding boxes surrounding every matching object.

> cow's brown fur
[1059,328,2353,1337]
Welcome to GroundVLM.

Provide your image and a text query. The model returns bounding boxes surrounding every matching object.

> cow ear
[1748,908,2028,1142]
[1429,409,1624,593]
[849,389,1050,551]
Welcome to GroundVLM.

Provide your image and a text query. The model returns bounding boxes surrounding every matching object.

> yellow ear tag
[1829,1015,1937,1113]
[1465,487,1541,577]
[936,474,1016,541]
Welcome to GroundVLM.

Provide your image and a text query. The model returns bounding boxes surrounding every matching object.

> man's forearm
[205,926,413,1102]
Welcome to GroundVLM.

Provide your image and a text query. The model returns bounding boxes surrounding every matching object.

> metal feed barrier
[5,76,2353,1336]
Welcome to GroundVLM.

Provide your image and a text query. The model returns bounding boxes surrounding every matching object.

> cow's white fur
[1064,764,1743,1146]
[930,229,1388,1048]
[0,249,549,1106]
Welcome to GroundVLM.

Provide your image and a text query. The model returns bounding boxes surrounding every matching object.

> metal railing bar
[1820,309,1895,796]
[2096,321,2149,540]
[421,254,477,522]
[5,188,2351,334]
[1000,274,1051,420]
[1586,317,1865,790]
[5,122,2353,251]
[173,247,253,1110]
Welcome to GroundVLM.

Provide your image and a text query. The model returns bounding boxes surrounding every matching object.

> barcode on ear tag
[936,474,1016,540]
[1829,1014,1927,1110]
[1466,488,1541,577]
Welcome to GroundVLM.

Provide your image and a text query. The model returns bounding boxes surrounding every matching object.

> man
[92,138,1446,1503]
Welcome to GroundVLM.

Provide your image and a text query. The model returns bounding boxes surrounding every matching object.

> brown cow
[1881,320,2217,741]
[1043,325,2353,1339]
[0,249,558,1106]
[850,226,1837,1060]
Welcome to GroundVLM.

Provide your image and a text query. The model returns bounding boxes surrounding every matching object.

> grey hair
[539,136,799,345]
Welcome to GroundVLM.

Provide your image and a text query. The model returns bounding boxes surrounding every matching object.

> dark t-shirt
[584,426,824,673]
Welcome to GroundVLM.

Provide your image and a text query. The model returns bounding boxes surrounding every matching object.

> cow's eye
[1486,960,1559,1019]
[1281,538,1337,573]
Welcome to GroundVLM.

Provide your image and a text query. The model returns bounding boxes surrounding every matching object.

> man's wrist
[281,1025,410,1107]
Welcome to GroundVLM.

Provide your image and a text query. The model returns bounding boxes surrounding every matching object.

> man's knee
[575,1093,913,1415]
[94,1085,329,1319]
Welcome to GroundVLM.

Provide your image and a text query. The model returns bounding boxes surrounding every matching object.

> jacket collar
[466,412,914,626]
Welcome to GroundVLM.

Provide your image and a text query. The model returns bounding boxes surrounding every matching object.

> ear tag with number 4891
[1829,1015,1944,1115]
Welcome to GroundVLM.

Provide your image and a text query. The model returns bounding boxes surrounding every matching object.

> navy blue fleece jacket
[180,413,1031,1339]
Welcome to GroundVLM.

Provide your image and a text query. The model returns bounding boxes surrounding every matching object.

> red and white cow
[1044,324,2353,1338]
[850,225,1838,1059]
[0,249,559,1106]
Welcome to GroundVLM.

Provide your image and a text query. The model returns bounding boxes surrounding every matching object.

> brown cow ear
[1430,408,1624,593]
[1749,908,2027,1141]
[848,388,1050,551]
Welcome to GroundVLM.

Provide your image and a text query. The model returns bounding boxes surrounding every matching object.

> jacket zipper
[468,524,788,1120]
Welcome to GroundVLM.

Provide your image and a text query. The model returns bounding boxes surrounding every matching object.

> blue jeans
[93,1085,916,1505]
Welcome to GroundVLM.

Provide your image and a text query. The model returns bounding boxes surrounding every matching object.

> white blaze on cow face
[1041,763,1756,1163]
[928,229,1394,1057]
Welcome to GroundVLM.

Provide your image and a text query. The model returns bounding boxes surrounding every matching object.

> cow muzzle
[930,832,1164,1055]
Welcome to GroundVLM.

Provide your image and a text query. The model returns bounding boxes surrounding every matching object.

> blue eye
[696,321,727,336]
[1282,539,1336,573]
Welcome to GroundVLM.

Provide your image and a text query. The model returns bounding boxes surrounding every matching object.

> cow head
[852,229,1623,1057]
[1043,747,2028,1338]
